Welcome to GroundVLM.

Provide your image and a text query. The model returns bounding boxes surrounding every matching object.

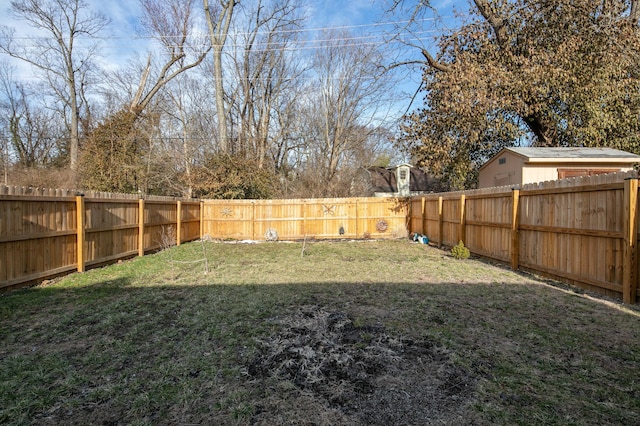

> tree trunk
[213,46,229,151]
[631,0,640,24]
[204,0,237,153]
[68,68,79,172]
[523,114,556,146]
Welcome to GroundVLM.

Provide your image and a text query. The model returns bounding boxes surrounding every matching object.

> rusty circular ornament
[376,219,388,232]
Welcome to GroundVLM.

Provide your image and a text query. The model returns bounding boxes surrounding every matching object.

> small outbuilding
[363,163,447,197]
[478,147,640,188]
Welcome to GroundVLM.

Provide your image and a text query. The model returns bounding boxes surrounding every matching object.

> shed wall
[478,151,525,188]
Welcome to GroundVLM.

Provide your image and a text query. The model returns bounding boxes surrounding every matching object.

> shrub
[80,110,145,193]
[451,240,470,260]
[191,153,276,199]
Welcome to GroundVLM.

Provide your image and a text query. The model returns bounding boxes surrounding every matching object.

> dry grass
[1,239,640,425]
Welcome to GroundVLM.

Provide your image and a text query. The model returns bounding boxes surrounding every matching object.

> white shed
[478,147,640,188]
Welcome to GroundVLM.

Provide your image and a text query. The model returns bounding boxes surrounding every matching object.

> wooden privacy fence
[201,197,409,241]
[409,170,639,304]
[0,187,200,290]
[1,192,408,290]
[3,172,640,304]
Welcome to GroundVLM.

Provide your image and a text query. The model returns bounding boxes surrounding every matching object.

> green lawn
[2,240,639,425]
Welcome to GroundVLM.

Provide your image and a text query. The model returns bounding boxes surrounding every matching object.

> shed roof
[480,147,640,171]
[506,147,640,161]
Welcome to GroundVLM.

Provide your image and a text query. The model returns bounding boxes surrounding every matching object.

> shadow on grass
[2,275,640,425]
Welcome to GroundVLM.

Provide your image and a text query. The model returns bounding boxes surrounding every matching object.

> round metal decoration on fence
[264,228,279,241]
[376,219,388,232]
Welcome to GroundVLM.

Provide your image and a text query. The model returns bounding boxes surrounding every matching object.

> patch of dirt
[247,305,478,425]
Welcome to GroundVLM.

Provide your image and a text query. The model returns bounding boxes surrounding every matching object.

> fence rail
[409,170,639,303]
[0,189,201,290]
[2,171,640,304]
[201,197,408,241]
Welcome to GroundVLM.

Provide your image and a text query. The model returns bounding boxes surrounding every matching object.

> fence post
[421,197,426,235]
[251,201,256,240]
[199,201,204,239]
[138,198,145,257]
[438,196,443,248]
[406,197,411,236]
[623,177,638,304]
[75,194,85,273]
[459,194,466,244]
[511,188,520,271]
[176,200,182,246]
[356,199,360,238]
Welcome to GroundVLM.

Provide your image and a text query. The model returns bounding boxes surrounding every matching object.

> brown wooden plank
[138,199,145,257]
[76,195,85,273]
[511,189,520,270]
[623,178,638,304]
[1,175,637,301]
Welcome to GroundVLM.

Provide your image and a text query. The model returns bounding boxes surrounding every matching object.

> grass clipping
[248,305,476,424]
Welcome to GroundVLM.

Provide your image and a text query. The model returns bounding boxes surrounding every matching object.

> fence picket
[1,173,638,303]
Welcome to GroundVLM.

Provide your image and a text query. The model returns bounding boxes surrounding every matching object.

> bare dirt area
[247,305,478,425]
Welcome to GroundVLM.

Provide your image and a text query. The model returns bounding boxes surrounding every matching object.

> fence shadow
[3,276,640,424]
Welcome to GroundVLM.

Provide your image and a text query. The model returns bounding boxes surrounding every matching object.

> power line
[7,16,454,42]
[32,30,441,56]
[15,27,442,54]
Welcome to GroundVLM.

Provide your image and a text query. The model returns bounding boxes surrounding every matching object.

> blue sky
[308,0,466,25]
[0,0,470,76]
[0,0,472,119]
[0,0,470,58]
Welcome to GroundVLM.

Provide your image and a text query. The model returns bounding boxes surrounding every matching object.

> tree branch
[630,0,640,24]
[474,0,508,49]
[421,48,451,72]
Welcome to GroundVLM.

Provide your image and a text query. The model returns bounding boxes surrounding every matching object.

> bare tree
[228,0,306,167]
[203,0,237,152]
[0,134,7,185]
[80,0,212,194]
[130,0,212,116]
[0,0,109,172]
[303,29,395,192]
[162,73,217,196]
[0,63,61,168]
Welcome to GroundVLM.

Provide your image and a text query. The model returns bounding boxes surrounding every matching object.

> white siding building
[478,147,640,188]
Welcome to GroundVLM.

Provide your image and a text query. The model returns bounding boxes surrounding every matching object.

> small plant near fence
[159,225,177,250]
[158,225,209,279]
[451,241,470,260]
